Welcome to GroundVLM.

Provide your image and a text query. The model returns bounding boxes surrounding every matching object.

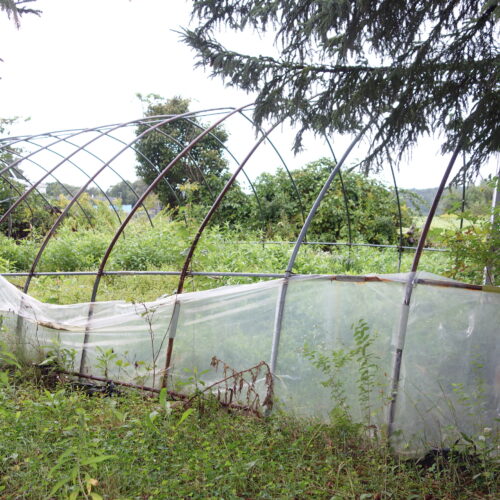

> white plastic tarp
[0,273,498,455]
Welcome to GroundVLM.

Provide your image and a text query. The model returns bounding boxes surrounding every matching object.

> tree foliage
[182,0,499,178]
[441,177,496,216]
[0,0,40,28]
[0,176,55,239]
[106,179,148,206]
[135,95,230,209]
[134,94,251,225]
[250,158,411,243]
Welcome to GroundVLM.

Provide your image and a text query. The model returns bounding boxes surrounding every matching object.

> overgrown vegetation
[0,347,497,499]
[0,212,452,303]
[304,320,382,429]
[0,202,495,304]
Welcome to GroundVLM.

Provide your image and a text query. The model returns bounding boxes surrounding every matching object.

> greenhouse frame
[0,106,498,455]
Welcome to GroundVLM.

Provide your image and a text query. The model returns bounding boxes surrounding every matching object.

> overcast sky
[0,0,497,189]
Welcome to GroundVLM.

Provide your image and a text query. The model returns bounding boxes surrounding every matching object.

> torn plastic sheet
[0,273,498,455]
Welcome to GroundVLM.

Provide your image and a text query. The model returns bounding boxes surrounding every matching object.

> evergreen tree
[182,1,499,177]
[0,0,40,28]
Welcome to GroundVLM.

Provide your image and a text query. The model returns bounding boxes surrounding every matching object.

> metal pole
[175,122,280,294]
[324,136,353,267]
[386,144,462,439]
[269,125,370,374]
[81,106,251,378]
[164,121,280,388]
[162,299,180,388]
[483,170,499,285]
[460,154,467,230]
[387,157,404,272]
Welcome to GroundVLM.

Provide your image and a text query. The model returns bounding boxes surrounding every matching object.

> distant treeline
[404,180,495,216]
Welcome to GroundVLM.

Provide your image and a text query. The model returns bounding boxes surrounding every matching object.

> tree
[0,1,40,28]
[106,179,148,206]
[441,177,495,217]
[250,158,412,243]
[44,182,79,200]
[182,1,499,178]
[134,95,231,209]
[0,118,47,238]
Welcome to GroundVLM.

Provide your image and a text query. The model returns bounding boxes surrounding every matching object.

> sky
[0,0,497,189]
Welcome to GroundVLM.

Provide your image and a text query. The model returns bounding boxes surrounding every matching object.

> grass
[0,371,497,499]
[0,214,497,498]
[413,214,475,230]
[1,213,451,303]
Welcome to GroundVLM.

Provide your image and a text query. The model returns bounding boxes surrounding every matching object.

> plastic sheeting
[0,273,498,455]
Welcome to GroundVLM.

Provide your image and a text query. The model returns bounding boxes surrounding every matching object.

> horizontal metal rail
[225,240,449,252]
[1,270,286,278]
[2,271,497,292]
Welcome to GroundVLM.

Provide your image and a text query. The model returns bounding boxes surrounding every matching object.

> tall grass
[0,213,453,303]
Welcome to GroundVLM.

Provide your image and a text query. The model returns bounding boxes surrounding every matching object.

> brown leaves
[187,356,274,416]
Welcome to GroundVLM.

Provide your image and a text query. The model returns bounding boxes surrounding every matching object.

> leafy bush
[442,211,499,285]
[248,158,413,243]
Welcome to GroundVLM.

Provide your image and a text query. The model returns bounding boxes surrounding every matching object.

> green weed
[0,374,497,499]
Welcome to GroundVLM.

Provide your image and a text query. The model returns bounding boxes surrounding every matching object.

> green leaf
[159,387,167,408]
[69,490,79,500]
[49,447,75,477]
[174,408,194,429]
[48,476,71,496]
[80,455,117,466]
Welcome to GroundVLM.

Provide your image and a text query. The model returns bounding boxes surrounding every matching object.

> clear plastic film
[1,273,498,455]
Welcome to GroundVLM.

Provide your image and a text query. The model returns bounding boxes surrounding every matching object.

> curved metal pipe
[237,110,307,226]
[136,115,266,225]
[387,144,463,439]
[105,125,185,210]
[0,124,120,179]
[79,106,250,378]
[367,114,405,271]
[0,155,93,228]
[176,122,281,295]
[2,130,153,228]
[21,110,218,294]
[45,133,154,227]
[270,125,371,375]
[0,112,220,223]
[149,125,216,202]
[3,146,96,227]
[89,105,251,303]
[286,126,371,275]
[460,154,467,230]
[0,124,135,225]
[324,136,353,265]
[159,121,280,388]
[180,116,266,230]
[387,156,404,272]
[26,137,124,226]
[337,170,353,268]
[0,174,35,233]
[168,108,304,232]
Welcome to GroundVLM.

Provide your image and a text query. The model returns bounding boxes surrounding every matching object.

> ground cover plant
[1,209,455,304]
[1,161,497,498]
[0,357,498,499]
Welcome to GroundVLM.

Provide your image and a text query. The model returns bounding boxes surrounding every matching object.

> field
[0,213,498,499]
[0,212,455,304]
[0,373,497,499]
